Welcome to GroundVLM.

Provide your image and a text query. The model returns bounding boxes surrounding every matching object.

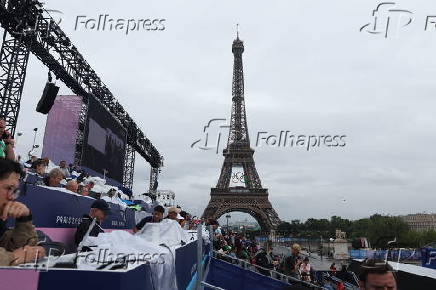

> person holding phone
[0,117,16,161]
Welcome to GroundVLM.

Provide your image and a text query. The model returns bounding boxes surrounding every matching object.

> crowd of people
[23,157,100,196]
[213,230,314,281]
[0,116,198,265]
[212,227,398,289]
[0,156,198,265]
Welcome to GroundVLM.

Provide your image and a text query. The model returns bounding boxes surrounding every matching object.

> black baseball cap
[91,199,111,214]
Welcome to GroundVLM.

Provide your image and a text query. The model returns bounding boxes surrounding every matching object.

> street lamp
[320,235,323,261]
[226,214,231,232]
[16,132,23,144]
[28,128,38,158]
[28,144,39,159]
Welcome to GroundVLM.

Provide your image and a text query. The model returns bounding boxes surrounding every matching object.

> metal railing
[213,250,324,289]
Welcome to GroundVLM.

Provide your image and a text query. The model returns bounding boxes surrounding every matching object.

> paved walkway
[301,252,349,271]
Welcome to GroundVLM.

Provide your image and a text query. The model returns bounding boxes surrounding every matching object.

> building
[400,213,436,232]
[229,219,260,231]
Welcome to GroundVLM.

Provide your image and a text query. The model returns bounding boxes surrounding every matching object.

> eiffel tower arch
[202,34,281,232]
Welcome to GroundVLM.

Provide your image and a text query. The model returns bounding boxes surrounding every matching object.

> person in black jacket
[133,205,165,233]
[255,244,279,277]
[74,199,110,246]
[281,243,302,278]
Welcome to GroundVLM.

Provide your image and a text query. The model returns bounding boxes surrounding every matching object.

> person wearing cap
[74,199,110,246]
[133,205,165,233]
[281,243,302,278]
[166,206,181,220]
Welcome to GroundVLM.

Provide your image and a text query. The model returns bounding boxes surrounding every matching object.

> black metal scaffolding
[0,0,162,190]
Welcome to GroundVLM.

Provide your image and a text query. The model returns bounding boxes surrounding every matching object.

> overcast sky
[5,0,436,223]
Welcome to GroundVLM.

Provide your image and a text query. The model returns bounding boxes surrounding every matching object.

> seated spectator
[25,159,47,185]
[44,168,64,187]
[166,206,180,220]
[25,155,37,167]
[358,259,397,290]
[133,205,165,233]
[77,184,89,196]
[68,163,75,174]
[0,159,46,265]
[58,160,70,178]
[31,159,47,176]
[65,180,78,193]
[85,181,95,191]
[41,157,49,167]
[75,199,110,246]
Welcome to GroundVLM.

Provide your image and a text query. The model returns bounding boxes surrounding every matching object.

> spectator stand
[12,184,137,253]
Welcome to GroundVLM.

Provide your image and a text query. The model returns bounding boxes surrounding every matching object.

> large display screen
[42,95,83,165]
[82,97,126,183]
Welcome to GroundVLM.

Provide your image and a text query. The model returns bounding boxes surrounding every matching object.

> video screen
[82,97,126,183]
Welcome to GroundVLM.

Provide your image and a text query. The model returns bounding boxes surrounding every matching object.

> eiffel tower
[202,34,281,232]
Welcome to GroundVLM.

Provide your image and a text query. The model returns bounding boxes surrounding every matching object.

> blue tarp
[175,240,198,290]
[1,240,200,290]
[15,184,135,229]
[205,258,289,290]
[349,249,421,261]
[422,248,436,269]
[38,264,154,290]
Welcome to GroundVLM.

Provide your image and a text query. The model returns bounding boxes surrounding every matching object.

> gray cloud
[6,0,436,223]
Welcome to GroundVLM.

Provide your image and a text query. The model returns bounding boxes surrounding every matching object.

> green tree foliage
[277,214,436,248]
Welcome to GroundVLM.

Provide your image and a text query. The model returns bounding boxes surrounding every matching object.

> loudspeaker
[36,82,60,114]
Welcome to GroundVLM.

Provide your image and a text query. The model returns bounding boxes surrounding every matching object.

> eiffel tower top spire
[227,30,250,149]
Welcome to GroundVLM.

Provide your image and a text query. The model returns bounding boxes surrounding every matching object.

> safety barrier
[211,251,322,289]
